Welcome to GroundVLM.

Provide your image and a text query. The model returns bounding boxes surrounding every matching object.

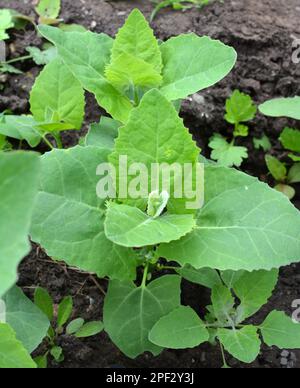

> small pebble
[280,358,288,366]
[90,21,97,29]
[281,350,289,358]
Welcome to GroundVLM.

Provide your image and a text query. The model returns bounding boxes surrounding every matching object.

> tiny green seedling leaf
[34,287,54,321]
[50,346,64,362]
[0,9,14,41]
[149,306,209,349]
[225,90,257,125]
[36,0,61,20]
[147,190,170,218]
[105,202,196,247]
[217,326,261,364]
[253,134,272,152]
[260,310,300,349]
[259,97,300,120]
[57,296,73,328]
[66,318,85,335]
[279,127,300,153]
[274,184,295,200]
[287,163,300,184]
[74,321,104,338]
[209,134,248,167]
[265,155,287,182]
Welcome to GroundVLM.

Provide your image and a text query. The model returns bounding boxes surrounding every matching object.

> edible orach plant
[1,10,300,368]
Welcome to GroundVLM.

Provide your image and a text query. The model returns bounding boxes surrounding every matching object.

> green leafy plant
[150,0,220,22]
[33,287,103,367]
[35,0,62,25]
[209,90,257,167]
[259,98,300,199]
[0,57,85,148]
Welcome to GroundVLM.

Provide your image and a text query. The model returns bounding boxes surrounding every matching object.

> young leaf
[38,26,132,123]
[253,134,272,152]
[0,323,36,368]
[0,9,14,40]
[84,117,119,150]
[0,152,40,297]
[74,321,104,338]
[105,9,162,90]
[221,270,245,289]
[149,306,209,349]
[50,346,64,362]
[26,46,57,66]
[57,296,73,328]
[158,164,300,271]
[105,203,196,247]
[108,9,162,73]
[217,326,261,364]
[265,155,287,182]
[209,134,248,167]
[0,115,42,147]
[279,127,300,153]
[104,275,181,358]
[109,89,199,212]
[259,97,300,120]
[274,184,296,200]
[287,163,300,184]
[30,58,85,130]
[36,0,61,19]
[211,285,235,324]
[160,34,237,101]
[177,265,222,289]
[260,310,300,348]
[225,90,257,125]
[66,318,85,335]
[30,146,138,281]
[34,287,54,321]
[3,286,50,353]
[232,270,279,322]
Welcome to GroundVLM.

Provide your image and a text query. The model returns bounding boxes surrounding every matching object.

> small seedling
[209,90,257,167]
[35,0,62,26]
[34,287,103,367]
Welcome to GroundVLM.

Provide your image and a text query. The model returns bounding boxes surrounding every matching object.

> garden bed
[1,0,300,368]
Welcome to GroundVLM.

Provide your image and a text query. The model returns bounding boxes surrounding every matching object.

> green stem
[219,340,229,368]
[42,135,54,150]
[4,55,32,65]
[53,132,63,149]
[141,263,149,288]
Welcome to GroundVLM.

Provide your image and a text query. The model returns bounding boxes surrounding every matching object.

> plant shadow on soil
[1,0,300,368]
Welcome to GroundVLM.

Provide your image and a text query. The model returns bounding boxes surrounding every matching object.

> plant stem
[53,132,63,149]
[42,135,54,150]
[219,340,229,368]
[4,55,32,65]
[141,263,149,288]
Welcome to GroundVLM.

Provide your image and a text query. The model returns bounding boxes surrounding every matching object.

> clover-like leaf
[280,127,300,153]
[209,134,248,167]
[225,90,257,125]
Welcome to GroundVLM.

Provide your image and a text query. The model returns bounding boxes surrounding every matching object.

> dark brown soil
[1,0,300,368]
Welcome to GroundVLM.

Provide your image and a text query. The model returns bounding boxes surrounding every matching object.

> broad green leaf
[280,127,300,153]
[178,265,221,289]
[221,270,245,289]
[253,134,272,152]
[259,97,300,120]
[104,275,181,358]
[225,90,257,124]
[0,9,14,41]
[0,323,36,368]
[34,287,54,321]
[30,146,137,281]
[260,310,300,348]
[288,163,300,184]
[57,296,73,328]
[30,58,85,129]
[36,0,61,19]
[66,318,84,335]
[159,34,237,101]
[109,89,200,212]
[158,164,300,271]
[149,306,209,349]
[38,26,132,123]
[232,270,279,322]
[2,286,50,353]
[209,134,248,167]
[211,285,235,324]
[0,115,42,147]
[265,155,287,181]
[84,117,119,150]
[218,326,261,364]
[75,321,104,338]
[105,202,196,247]
[106,53,162,90]
[109,9,162,73]
[0,152,40,297]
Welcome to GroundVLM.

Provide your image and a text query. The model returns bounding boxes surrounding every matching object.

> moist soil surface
[1,0,300,368]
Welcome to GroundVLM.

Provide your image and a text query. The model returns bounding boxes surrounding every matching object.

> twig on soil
[89,275,106,296]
